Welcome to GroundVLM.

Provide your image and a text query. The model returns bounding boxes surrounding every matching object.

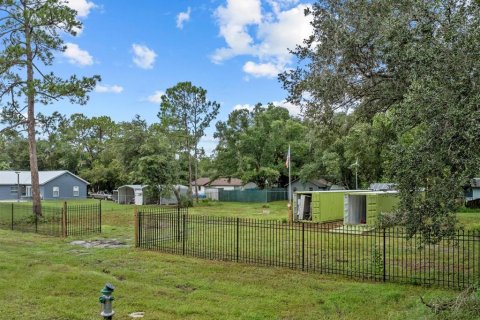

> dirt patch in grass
[175,283,197,293]
[69,239,128,249]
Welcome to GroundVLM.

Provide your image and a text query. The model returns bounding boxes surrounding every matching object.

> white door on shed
[134,191,143,205]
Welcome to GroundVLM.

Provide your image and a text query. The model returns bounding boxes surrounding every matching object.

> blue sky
[44,0,313,153]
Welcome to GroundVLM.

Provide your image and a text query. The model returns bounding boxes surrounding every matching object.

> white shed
[117,185,148,205]
[117,184,189,205]
[159,185,189,205]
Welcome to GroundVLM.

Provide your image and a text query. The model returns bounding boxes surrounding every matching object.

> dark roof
[287,178,331,188]
[369,183,396,191]
[193,177,243,187]
[192,177,211,186]
[209,178,243,187]
[471,178,480,188]
[311,179,331,188]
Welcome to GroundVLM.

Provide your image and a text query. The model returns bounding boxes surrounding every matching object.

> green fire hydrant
[99,283,115,319]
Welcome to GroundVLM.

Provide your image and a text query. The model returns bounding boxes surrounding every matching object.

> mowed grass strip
[41,199,291,220]
[0,228,454,320]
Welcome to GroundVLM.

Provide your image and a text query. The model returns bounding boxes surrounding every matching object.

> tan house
[192,177,243,195]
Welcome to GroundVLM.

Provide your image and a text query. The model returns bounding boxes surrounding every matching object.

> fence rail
[0,202,101,237]
[136,209,480,290]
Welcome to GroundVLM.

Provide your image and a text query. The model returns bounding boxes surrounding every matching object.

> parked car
[89,191,112,200]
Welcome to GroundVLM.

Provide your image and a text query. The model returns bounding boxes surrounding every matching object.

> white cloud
[64,0,96,18]
[63,43,93,66]
[212,0,262,63]
[256,4,311,63]
[199,132,218,155]
[271,100,302,116]
[233,103,256,112]
[212,1,313,77]
[132,44,157,69]
[176,7,191,29]
[63,0,96,35]
[233,100,301,116]
[147,90,165,104]
[243,61,283,78]
[95,84,124,94]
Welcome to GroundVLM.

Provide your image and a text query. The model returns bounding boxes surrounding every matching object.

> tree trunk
[185,117,193,201]
[27,99,42,216]
[194,144,199,203]
[25,11,42,216]
[173,187,181,207]
[188,151,193,199]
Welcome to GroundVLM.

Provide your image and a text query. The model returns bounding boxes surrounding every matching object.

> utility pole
[287,145,293,222]
[15,171,20,202]
[354,158,359,190]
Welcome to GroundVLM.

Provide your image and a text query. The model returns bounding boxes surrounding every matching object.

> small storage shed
[117,185,148,205]
[294,190,368,222]
[288,178,331,192]
[159,185,189,205]
[343,191,399,225]
[117,184,189,205]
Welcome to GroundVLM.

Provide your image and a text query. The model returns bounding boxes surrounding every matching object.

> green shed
[294,190,368,222]
[344,191,399,225]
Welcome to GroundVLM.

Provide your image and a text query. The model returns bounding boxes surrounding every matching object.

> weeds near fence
[421,286,480,319]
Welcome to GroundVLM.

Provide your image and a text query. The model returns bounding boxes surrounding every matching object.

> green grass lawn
[457,208,480,230]
[0,228,456,320]
[0,199,473,319]
[189,200,290,220]
[40,198,292,219]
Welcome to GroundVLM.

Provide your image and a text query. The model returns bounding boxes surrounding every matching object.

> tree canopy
[281,0,480,241]
[158,82,220,201]
[214,103,309,189]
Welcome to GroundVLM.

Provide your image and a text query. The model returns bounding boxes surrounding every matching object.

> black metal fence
[136,209,480,290]
[0,202,102,237]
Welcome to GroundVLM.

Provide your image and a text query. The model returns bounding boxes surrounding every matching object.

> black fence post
[182,213,186,255]
[99,200,102,233]
[134,207,139,247]
[11,203,14,230]
[177,206,180,243]
[236,217,240,262]
[383,228,386,282]
[478,230,480,284]
[302,222,305,271]
[62,201,68,237]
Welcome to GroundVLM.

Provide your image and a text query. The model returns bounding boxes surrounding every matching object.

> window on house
[53,186,59,198]
[309,187,313,191]
[10,186,18,194]
[25,186,32,197]
[73,186,79,197]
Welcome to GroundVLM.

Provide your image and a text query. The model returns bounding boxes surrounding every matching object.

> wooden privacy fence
[0,202,102,237]
[135,208,480,290]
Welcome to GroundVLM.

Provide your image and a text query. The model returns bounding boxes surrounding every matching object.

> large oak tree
[281,0,480,242]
